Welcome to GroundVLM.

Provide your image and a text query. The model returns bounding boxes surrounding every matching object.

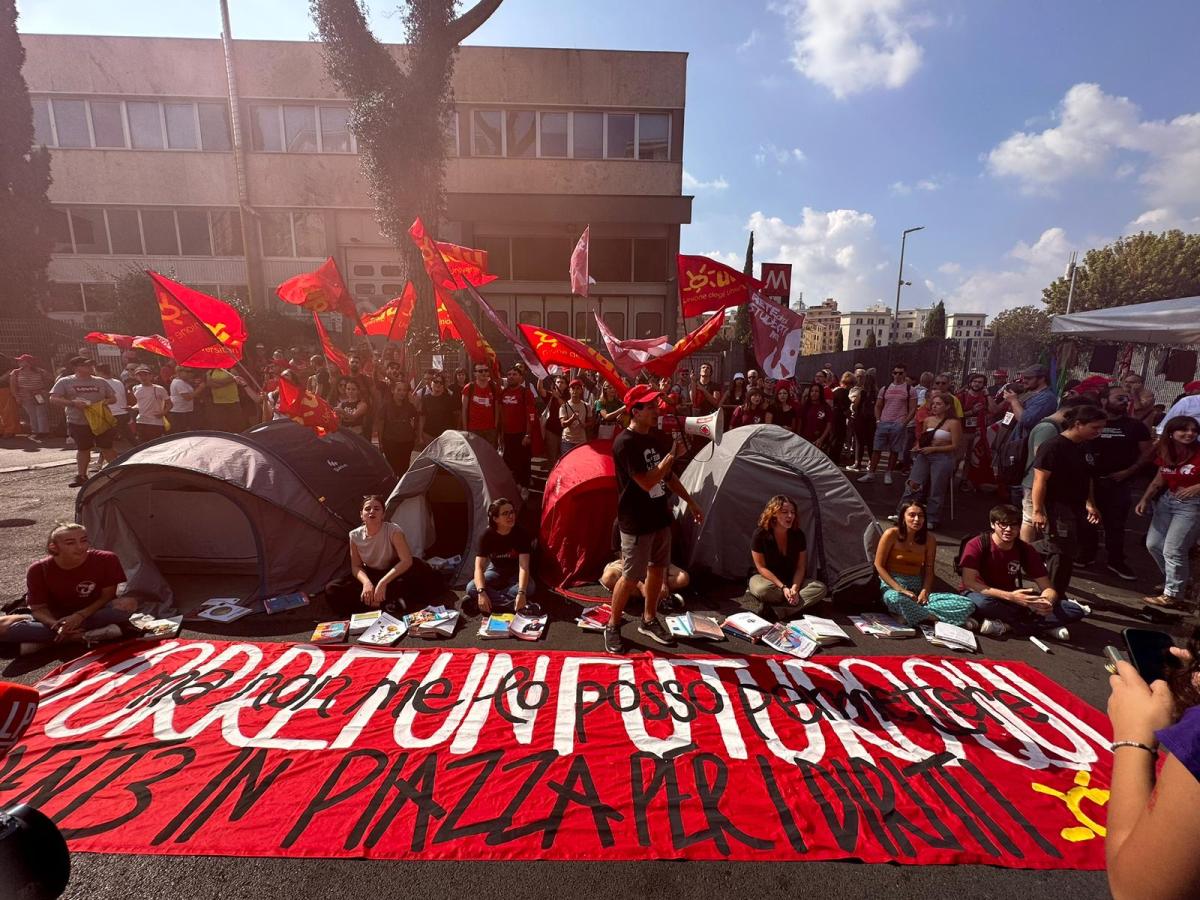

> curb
[0,459,77,475]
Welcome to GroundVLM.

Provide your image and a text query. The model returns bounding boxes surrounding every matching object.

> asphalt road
[1,437,1188,899]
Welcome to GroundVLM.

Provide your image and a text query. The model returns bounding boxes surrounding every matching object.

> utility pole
[892,226,925,349]
[1064,251,1078,314]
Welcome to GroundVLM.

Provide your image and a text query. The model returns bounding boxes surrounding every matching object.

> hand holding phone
[1123,627,1180,683]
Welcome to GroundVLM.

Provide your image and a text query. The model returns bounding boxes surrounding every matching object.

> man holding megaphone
[606,384,704,655]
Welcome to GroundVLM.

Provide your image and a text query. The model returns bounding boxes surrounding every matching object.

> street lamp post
[892,226,925,347]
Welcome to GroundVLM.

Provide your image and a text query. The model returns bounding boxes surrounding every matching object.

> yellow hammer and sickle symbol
[157,292,184,324]
[1031,771,1110,842]
[534,331,558,350]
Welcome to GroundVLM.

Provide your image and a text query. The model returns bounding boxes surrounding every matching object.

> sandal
[1143,594,1184,609]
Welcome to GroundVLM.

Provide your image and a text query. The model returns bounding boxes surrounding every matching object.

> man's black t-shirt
[478,525,533,578]
[613,428,673,536]
[421,391,458,437]
[1086,416,1150,476]
[750,527,807,583]
[1033,433,1094,507]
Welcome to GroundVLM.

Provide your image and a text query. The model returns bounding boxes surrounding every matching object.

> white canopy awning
[1051,295,1200,345]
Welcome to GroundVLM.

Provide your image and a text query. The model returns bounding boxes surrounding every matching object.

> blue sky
[17,0,1200,317]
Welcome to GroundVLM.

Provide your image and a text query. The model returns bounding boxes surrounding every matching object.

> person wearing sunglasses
[461,363,500,446]
[419,373,457,445]
[467,498,534,614]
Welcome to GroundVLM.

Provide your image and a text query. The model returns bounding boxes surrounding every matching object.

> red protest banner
[85,332,135,350]
[518,323,628,394]
[149,272,246,369]
[643,310,726,378]
[677,254,760,318]
[356,283,417,341]
[2,642,1112,867]
[277,376,340,435]
[131,334,174,359]
[748,292,806,379]
[570,226,590,297]
[276,257,358,319]
[312,313,350,376]
[439,287,499,374]
[436,240,498,289]
[593,312,672,377]
[409,217,458,291]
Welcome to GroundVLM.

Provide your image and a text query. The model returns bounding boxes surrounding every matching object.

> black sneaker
[1076,556,1096,568]
[638,616,675,646]
[603,626,624,655]
[68,475,88,488]
[1107,562,1138,582]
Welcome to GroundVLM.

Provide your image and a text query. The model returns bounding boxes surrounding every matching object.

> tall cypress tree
[0,0,53,317]
[733,231,754,368]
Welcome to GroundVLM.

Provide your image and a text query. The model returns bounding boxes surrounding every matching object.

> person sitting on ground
[959,503,1087,639]
[747,494,828,620]
[50,356,117,488]
[0,523,136,651]
[599,520,688,612]
[1135,415,1200,609]
[874,501,975,627]
[1103,637,1200,898]
[323,495,439,615]
[466,498,534,614]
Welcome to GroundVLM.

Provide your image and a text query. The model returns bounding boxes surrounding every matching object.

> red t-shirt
[463,383,499,432]
[1160,445,1200,492]
[499,385,536,435]
[798,403,831,442]
[957,535,1047,593]
[26,549,126,616]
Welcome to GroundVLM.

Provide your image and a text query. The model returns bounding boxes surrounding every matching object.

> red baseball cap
[1075,375,1111,394]
[1185,380,1200,393]
[623,384,662,408]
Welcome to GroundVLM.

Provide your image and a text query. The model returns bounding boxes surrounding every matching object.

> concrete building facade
[801,297,841,355]
[946,313,993,374]
[840,302,893,350]
[21,34,691,349]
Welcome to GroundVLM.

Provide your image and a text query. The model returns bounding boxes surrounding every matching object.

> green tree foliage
[105,268,165,337]
[0,1,53,317]
[990,304,1052,365]
[733,231,754,367]
[834,329,843,353]
[923,299,946,340]
[864,330,877,349]
[1042,230,1200,315]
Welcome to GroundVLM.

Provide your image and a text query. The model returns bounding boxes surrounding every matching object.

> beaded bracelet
[1111,740,1158,754]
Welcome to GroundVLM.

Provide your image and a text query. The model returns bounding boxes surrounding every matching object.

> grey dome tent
[385,431,519,588]
[76,420,396,609]
[676,424,882,592]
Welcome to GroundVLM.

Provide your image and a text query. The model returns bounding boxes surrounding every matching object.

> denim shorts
[873,420,906,452]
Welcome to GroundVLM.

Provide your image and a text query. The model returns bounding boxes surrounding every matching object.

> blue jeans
[20,398,49,435]
[466,564,535,608]
[873,420,905,453]
[963,591,1086,634]
[0,606,131,644]
[898,450,954,526]
[1146,492,1200,597]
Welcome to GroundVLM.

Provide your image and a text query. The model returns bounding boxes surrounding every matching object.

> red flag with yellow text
[355,283,417,340]
[148,272,246,369]
[85,332,135,350]
[677,254,761,318]
[277,376,339,436]
[435,240,498,289]
[276,257,357,318]
[517,323,628,394]
[435,293,462,341]
[438,288,498,374]
[643,310,727,378]
[409,218,458,291]
[132,334,174,359]
[312,314,351,376]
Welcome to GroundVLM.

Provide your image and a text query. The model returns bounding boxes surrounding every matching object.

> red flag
[518,323,628,395]
[312,314,350,376]
[85,332,135,350]
[593,311,673,377]
[748,292,806,379]
[149,272,246,369]
[276,257,357,318]
[439,288,498,374]
[677,254,761,318]
[644,310,727,378]
[409,218,458,291]
[277,376,340,436]
[435,293,463,341]
[570,226,591,297]
[436,240,498,289]
[356,283,417,340]
[132,334,174,359]
[460,281,549,380]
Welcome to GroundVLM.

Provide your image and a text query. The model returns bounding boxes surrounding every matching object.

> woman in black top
[849,369,878,471]
[768,385,797,431]
[336,377,368,436]
[419,374,458,443]
[466,497,534,613]
[723,373,747,429]
[746,495,827,620]
[830,372,854,465]
[378,380,421,475]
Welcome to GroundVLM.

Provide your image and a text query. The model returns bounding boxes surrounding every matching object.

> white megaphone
[684,410,722,443]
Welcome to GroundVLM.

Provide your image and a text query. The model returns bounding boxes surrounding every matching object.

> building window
[511,236,573,281]
[539,112,567,157]
[51,99,90,147]
[70,208,109,254]
[292,212,326,257]
[635,311,663,339]
[106,208,143,254]
[474,236,511,279]
[89,101,126,147]
[83,283,118,312]
[47,283,85,312]
[141,209,179,255]
[259,210,326,258]
[638,113,669,160]
[472,110,503,157]
[606,113,635,159]
[209,210,244,256]
[250,104,283,152]
[591,238,632,282]
[128,101,165,149]
[50,209,73,252]
[572,112,603,159]
[177,210,212,256]
[633,239,668,282]
[164,102,199,150]
[506,110,536,158]
[198,102,233,151]
[259,211,294,257]
[444,110,459,156]
[31,98,52,146]
[283,105,318,153]
[318,106,352,153]
[546,310,569,333]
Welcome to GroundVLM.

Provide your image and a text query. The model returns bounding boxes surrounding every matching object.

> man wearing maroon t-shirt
[0,524,135,649]
[462,363,501,445]
[499,366,538,488]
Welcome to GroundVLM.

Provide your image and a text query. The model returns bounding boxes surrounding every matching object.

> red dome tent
[538,441,616,596]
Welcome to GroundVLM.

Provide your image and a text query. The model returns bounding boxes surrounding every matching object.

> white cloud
[737,30,761,53]
[682,170,730,192]
[937,262,961,275]
[773,0,932,98]
[754,143,806,167]
[942,227,1087,318]
[890,175,942,195]
[987,84,1200,214]
[701,249,744,269]
[1127,207,1200,233]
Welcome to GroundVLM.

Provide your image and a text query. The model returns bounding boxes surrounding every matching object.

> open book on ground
[665,612,724,640]
[721,611,773,642]
[789,614,851,646]
[310,620,348,644]
[576,605,613,631]
[849,613,918,638]
[921,621,979,652]
[509,611,548,641]
[358,612,407,646]
[404,605,459,638]
[761,622,818,659]
[349,610,382,635]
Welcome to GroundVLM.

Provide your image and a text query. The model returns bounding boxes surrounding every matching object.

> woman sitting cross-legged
[324,495,441,615]
[466,498,534,614]
[874,500,976,627]
[745,494,828,620]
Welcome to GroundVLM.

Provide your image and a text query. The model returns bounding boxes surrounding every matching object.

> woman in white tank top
[896,392,962,530]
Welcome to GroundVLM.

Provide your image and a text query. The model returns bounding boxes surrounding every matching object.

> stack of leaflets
[128,613,183,639]
[479,613,516,639]
[349,610,382,636]
[358,612,407,646]
[790,614,851,646]
[576,605,613,631]
[921,621,979,652]
[509,611,549,641]
[310,621,348,644]
[195,598,256,623]
[425,555,462,575]
[264,592,309,615]
[721,611,774,643]
[404,605,459,638]
[761,622,819,658]
[848,613,918,638]
[665,612,725,641]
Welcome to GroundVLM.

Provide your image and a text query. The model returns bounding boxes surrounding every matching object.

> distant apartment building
[946,313,993,373]
[20,33,690,353]
[801,297,841,355]
[840,302,893,349]
[893,306,932,344]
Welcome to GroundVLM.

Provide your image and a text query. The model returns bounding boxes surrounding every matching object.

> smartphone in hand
[1122,627,1180,683]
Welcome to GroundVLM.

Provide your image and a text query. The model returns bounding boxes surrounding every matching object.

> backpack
[954,532,1032,586]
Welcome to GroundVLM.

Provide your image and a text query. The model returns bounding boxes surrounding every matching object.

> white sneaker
[857,472,876,483]
[1071,601,1092,616]
[1049,627,1070,641]
[964,618,980,632]
[883,472,894,485]
[979,619,1009,638]
[82,624,123,645]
